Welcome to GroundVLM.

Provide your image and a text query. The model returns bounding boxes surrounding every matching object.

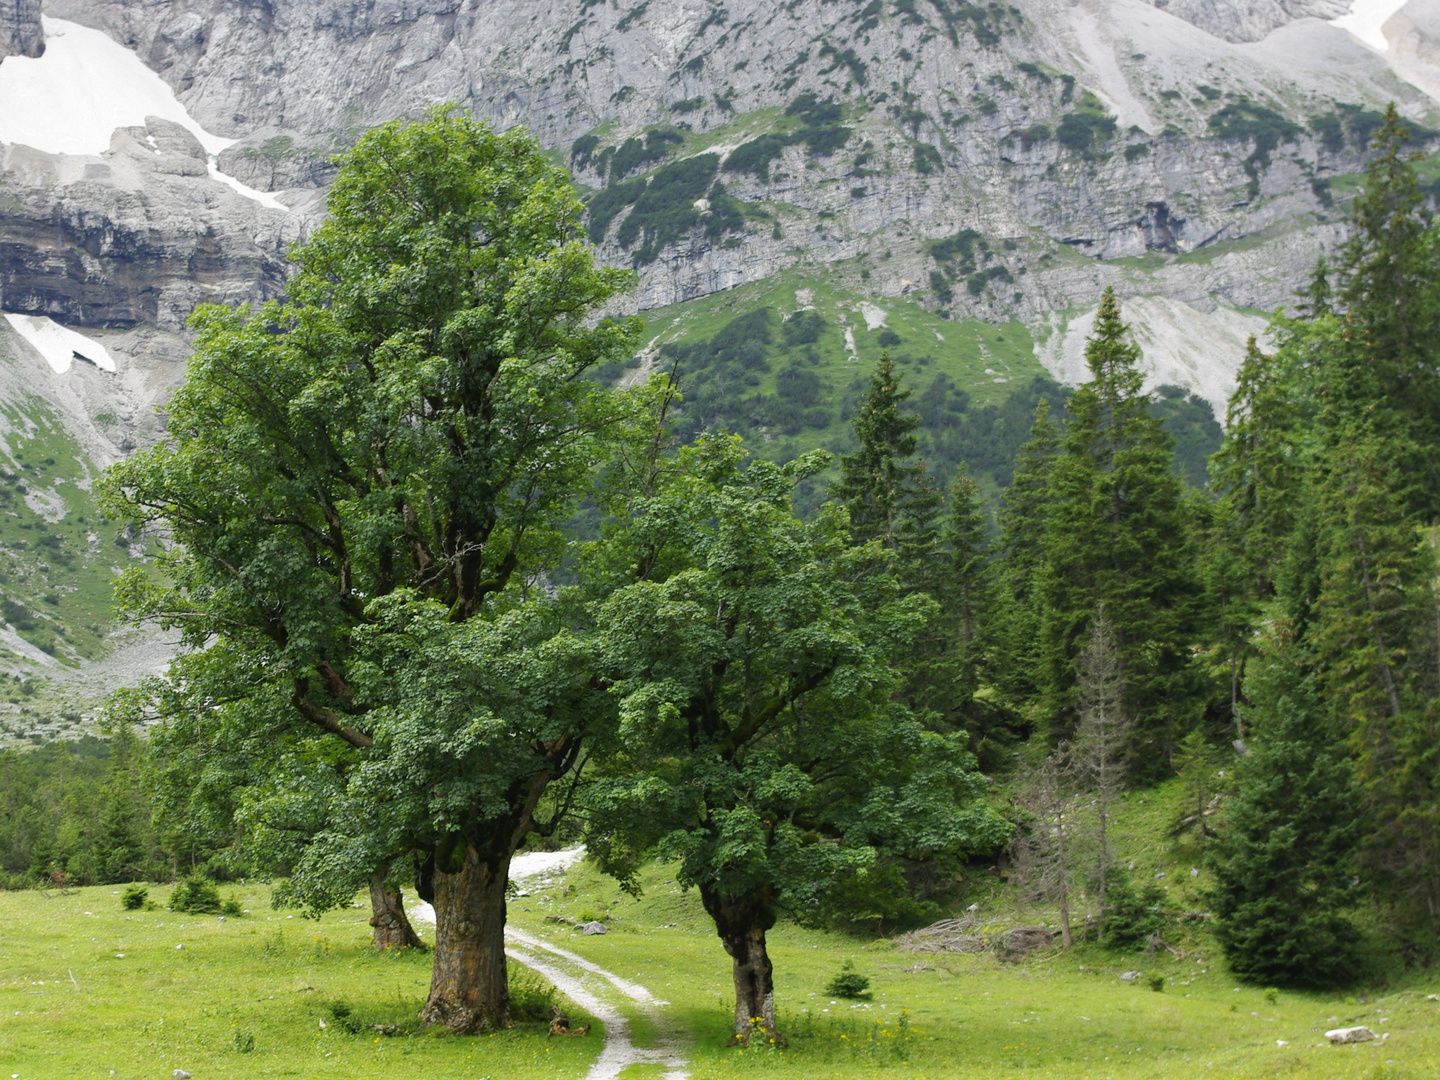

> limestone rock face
[0,0,43,60]
[38,0,1419,325]
[0,118,296,330]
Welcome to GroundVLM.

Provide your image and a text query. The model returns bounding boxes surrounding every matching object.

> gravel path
[411,847,689,1080]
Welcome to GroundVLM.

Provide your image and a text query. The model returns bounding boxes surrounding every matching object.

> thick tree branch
[291,679,373,749]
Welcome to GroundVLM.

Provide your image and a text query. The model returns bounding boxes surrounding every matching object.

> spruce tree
[1203,336,1303,737]
[1072,610,1131,919]
[1036,289,1201,766]
[992,401,1060,707]
[1210,335,1302,593]
[1312,422,1440,941]
[1336,105,1440,515]
[938,467,991,705]
[906,468,1025,767]
[98,797,144,884]
[1208,657,1363,988]
[831,352,940,585]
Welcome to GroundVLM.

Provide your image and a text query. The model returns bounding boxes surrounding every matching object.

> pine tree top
[831,352,937,552]
[1085,288,1144,401]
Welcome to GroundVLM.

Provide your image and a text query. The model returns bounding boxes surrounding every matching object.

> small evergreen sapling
[825,960,872,1000]
[1099,866,1165,949]
[168,875,222,914]
[1173,729,1222,838]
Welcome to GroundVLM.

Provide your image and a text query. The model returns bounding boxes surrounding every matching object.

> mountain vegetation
[5,100,1440,1064]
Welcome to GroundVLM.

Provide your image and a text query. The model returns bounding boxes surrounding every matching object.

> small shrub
[233,1028,255,1053]
[1058,106,1117,159]
[327,998,363,1035]
[1101,866,1167,949]
[168,875,222,914]
[1264,987,1279,1004]
[1148,974,1165,992]
[1207,99,1302,197]
[261,928,286,958]
[929,270,954,304]
[221,898,243,917]
[912,143,943,174]
[509,967,560,1022]
[825,960,872,1000]
[1010,124,1051,151]
[877,329,902,347]
[782,310,825,347]
[121,885,148,911]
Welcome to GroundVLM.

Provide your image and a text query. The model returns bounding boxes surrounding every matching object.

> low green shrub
[1100,866,1167,949]
[509,967,560,1022]
[121,884,148,910]
[326,998,363,1035]
[825,960,872,1000]
[168,875,222,915]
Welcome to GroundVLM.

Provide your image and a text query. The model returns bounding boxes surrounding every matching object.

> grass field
[0,886,598,1079]
[3,785,1438,1080]
[2,880,1435,1079]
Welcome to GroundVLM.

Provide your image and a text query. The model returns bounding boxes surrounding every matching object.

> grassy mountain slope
[0,335,162,744]
[620,270,1223,510]
[0,390,127,666]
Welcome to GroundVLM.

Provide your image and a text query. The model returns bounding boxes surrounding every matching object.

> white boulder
[1325,1026,1376,1044]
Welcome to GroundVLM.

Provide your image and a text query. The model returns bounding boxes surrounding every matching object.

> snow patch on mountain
[0,18,286,209]
[3,314,116,374]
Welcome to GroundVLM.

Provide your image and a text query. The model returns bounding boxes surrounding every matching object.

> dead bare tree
[1073,609,1132,921]
[1012,744,1076,949]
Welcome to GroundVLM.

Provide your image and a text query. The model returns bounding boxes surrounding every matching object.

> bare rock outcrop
[0,118,295,330]
[0,0,43,60]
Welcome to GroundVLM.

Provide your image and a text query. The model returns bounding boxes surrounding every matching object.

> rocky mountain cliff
[2,0,1440,686]
[24,0,1437,367]
[1,0,42,59]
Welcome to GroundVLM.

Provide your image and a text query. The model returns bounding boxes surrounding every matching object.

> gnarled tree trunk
[702,885,778,1043]
[418,844,513,1032]
[368,863,426,951]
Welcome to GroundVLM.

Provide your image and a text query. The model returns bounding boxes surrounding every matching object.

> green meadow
[4,784,1436,1080]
